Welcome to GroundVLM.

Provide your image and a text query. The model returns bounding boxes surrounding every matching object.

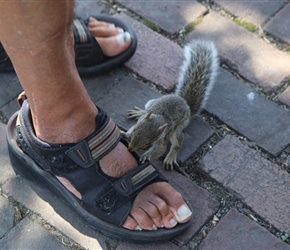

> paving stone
[199,209,290,250]
[116,0,207,34]
[1,97,19,121]
[0,72,22,108]
[214,0,286,25]
[180,116,215,162]
[205,69,290,156]
[74,0,108,19]
[157,164,220,245]
[95,71,161,130]
[92,70,214,162]
[116,13,184,91]
[0,123,16,184]
[2,176,113,250]
[278,85,290,106]
[0,195,15,239]
[264,3,290,44]
[82,68,127,104]
[198,135,290,234]
[0,217,68,250]
[187,12,290,90]
[116,241,180,250]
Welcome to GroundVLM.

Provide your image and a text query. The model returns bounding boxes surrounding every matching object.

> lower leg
[0,1,97,143]
[0,1,191,231]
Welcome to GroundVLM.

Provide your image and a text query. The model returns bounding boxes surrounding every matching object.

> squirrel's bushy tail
[175,40,219,115]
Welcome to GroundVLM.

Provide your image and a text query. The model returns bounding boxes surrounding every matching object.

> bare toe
[88,17,123,37]
[96,33,131,57]
[87,17,131,57]
[125,182,192,230]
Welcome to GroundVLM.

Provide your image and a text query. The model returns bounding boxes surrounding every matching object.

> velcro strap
[66,116,120,168]
[113,163,158,196]
[96,162,164,214]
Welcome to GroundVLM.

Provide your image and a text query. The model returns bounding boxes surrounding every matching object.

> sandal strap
[96,162,166,215]
[73,18,104,67]
[66,113,121,168]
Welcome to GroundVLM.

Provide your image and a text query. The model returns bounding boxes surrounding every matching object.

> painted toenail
[135,225,142,231]
[170,218,177,228]
[152,225,158,230]
[177,204,192,221]
[116,32,131,45]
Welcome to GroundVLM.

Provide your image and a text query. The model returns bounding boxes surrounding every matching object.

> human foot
[10,100,192,236]
[0,15,136,75]
[52,107,192,231]
[88,17,131,57]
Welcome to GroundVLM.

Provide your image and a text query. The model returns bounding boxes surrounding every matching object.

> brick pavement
[0,1,290,249]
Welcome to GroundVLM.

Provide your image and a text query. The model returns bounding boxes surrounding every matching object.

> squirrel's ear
[145,111,153,120]
[158,123,168,133]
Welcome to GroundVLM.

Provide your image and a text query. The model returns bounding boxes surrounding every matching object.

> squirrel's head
[128,111,168,152]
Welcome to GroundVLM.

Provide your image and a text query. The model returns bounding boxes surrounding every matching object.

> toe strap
[73,18,104,67]
[97,162,166,215]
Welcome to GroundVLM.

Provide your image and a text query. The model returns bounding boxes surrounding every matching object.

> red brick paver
[0,218,69,249]
[199,135,290,234]
[214,0,286,25]
[187,11,290,90]
[279,86,290,107]
[117,13,184,91]
[117,0,207,34]
[199,209,290,250]
[264,3,290,44]
[205,69,290,156]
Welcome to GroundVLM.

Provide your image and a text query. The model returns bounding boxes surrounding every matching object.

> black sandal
[0,14,137,76]
[6,99,193,243]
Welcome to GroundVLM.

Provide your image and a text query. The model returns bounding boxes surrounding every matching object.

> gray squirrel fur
[125,40,219,170]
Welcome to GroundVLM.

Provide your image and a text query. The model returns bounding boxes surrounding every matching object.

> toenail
[109,23,115,28]
[117,28,124,33]
[160,222,165,228]
[177,204,192,221]
[152,225,158,230]
[116,32,131,45]
[135,225,142,231]
[170,218,177,228]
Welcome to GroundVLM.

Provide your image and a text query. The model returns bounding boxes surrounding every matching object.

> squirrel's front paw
[140,154,150,163]
[140,151,152,163]
[163,155,179,171]
[127,106,146,120]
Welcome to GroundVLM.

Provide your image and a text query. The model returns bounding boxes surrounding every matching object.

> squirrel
[125,40,219,170]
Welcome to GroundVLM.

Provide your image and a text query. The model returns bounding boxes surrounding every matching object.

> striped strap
[73,19,88,43]
[66,115,121,168]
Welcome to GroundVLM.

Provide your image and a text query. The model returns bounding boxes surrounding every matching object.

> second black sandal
[0,14,137,76]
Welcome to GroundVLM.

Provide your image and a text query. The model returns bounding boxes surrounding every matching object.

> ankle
[32,99,98,144]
